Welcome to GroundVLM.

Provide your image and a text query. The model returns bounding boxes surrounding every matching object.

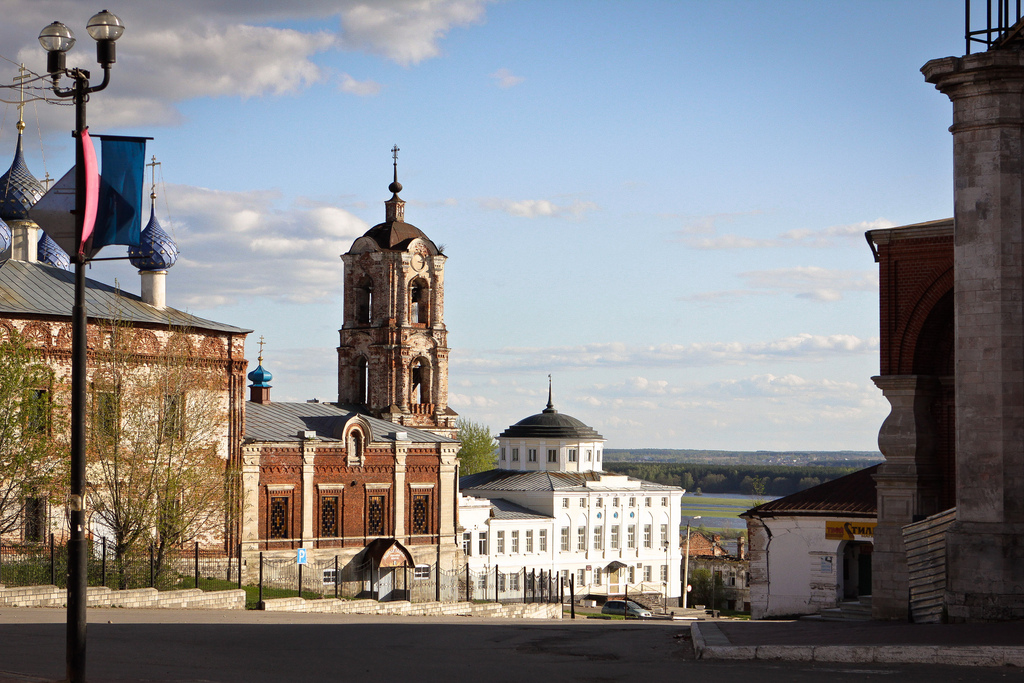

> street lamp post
[662,541,669,612]
[39,11,124,683]
[681,515,701,609]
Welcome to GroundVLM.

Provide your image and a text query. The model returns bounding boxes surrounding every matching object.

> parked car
[601,600,652,619]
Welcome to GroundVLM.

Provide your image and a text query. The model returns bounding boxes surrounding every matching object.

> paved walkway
[693,618,1024,667]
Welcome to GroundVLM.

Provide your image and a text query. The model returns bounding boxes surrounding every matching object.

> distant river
[680,492,780,531]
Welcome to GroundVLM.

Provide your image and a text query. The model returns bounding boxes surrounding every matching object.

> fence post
[194,541,200,589]
[334,555,339,599]
[624,583,629,620]
[49,534,55,586]
[533,569,537,603]
[101,538,106,588]
[237,543,243,589]
[298,562,303,599]
[0,540,3,586]
[494,565,498,603]
[149,543,155,588]
[570,574,575,620]
[466,564,470,602]
[258,552,264,606]
[522,568,526,604]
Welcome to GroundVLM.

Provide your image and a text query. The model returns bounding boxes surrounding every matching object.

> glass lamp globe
[38,22,75,52]
[86,10,124,41]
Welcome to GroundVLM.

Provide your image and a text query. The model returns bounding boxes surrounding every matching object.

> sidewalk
[692,618,1024,667]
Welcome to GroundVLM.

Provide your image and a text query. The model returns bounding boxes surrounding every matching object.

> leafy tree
[0,330,65,539]
[455,417,496,475]
[88,318,233,585]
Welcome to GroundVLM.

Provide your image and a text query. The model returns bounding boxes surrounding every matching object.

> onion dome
[498,380,604,440]
[0,217,10,253]
[38,231,70,270]
[128,205,178,271]
[0,133,44,221]
[247,359,272,388]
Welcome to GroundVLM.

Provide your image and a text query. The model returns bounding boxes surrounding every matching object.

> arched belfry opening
[336,148,457,438]
[409,278,429,325]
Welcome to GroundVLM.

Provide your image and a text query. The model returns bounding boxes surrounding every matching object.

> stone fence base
[0,584,245,610]
[260,597,562,619]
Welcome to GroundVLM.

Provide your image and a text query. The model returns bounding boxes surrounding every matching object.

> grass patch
[168,575,332,609]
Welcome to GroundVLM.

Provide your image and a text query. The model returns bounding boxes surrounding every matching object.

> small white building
[459,391,685,602]
[742,466,877,619]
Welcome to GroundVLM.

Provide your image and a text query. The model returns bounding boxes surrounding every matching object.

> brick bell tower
[337,147,457,439]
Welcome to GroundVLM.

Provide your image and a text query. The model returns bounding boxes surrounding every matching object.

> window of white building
[613,497,619,507]
[661,496,668,507]
[415,565,431,579]
[577,527,586,551]
[627,525,636,549]
[579,498,586,508]
[509,572,520,591]
[547,449,557,463]
[644,524,652,549]
[644,565,652,582]
[497,530,505,554]
[594,569,602,586]
[660,524,668,546]
[511,530,519,553]
[629,497,636,508]
[478,532,487,556]
[561,527,570,552]
[596,498,603,508]
[526,529,533,553]
[528,448,537,462]
[577,568,585,587]
[562,497,569,508]
[660,564,668,582]
[628,566,635,583]
[593,525,603,551]
[568,449,577,462]
[500,447,506,461]
[645,497,651,507]
[511,447,519,462]
[463,532,471,555]
[539,529,547,552]
[585,449,592,461]
[611,526,619,550]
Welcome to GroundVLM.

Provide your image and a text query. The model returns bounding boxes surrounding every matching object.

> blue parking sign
[297,548,307,565]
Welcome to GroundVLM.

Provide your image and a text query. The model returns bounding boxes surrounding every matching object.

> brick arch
[199,336,224,359]
[896,267,953,375]
[165,334,194,357]
[54,323,72,350]
[21,322,52,348]
[0,321,14,343]
[134,329,161,355]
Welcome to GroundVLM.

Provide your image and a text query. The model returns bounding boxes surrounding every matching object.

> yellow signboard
[825,520,876,540]
[380,545,409,568]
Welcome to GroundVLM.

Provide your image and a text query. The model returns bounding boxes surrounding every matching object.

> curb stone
[689,623,1023,667]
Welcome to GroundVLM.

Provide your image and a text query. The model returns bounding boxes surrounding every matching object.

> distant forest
[603,462,866,497]
[604,448,881,468]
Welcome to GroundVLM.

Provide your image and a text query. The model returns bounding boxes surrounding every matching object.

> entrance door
[609,568,620,594]
[857,546,873,596]
[378,567,395,601]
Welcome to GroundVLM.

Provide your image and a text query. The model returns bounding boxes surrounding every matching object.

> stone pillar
[438,443,459,547]
[301,440,317,548]
[140,270,166,308]
[10,221,37,262]
[240,446,261,553]
[924,51,1024,621]
[394,441,408,539]
[871,375,940,620]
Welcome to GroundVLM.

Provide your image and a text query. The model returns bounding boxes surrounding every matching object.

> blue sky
[0,1,966,450]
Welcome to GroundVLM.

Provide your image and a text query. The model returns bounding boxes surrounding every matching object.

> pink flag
[79,129,99,255]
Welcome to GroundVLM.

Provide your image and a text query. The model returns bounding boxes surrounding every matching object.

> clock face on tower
[412,253,427,272]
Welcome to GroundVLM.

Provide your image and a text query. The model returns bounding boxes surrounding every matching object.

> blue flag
[93,136,146,250]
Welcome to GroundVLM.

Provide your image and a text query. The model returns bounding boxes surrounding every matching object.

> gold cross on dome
[391,145,400,164]
[257,335,265,363]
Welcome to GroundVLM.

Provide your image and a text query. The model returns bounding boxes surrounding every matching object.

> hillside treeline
[603,462,861,496]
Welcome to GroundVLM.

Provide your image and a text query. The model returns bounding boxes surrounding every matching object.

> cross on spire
[147,155,161,204]
[258,335,266,364]
[13,64,29,134]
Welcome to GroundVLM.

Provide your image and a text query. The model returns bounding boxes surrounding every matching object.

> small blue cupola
[248,336,273,404]
[37,230,70,270]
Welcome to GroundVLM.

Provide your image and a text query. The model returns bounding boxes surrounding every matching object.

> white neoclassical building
[459,390,685,602]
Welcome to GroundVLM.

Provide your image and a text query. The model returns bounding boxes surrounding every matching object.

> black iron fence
[0,537,242,592]
[967,0,1024,53]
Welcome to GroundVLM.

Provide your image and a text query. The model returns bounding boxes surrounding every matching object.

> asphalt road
[0,609,1022,682]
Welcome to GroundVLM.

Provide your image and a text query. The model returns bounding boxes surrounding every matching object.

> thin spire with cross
[546,374,554,411]
[147,155,161,208]
[257,335,266,364]
[13,64,29,134]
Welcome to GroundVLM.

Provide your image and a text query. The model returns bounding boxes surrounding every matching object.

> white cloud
[338,0,489,66]
[451,333,879,374]
[739,266,878,301]
[0,0,491,130]
[684,218,895,250]
[338,73,383,96]
[489,68,524,88]
[478,197,598,219]
[156,183,368,308]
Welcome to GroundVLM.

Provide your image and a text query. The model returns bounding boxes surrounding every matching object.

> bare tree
[88,317,233,585]
[0,330,66,541]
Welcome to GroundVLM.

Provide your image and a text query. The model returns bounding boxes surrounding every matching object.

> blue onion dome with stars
[38,231,70,270]
[128,202,178,271]
[0,217,10,253]
[0,129,45,222]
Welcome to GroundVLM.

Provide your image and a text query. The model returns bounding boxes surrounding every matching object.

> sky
[0,1,969,451]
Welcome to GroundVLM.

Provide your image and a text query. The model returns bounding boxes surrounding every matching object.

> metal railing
[966,0,1024,53]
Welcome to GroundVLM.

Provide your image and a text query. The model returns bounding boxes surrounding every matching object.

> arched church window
[411,357,432,405]
[357,357,369,405]
[347,428,364,464]
[409,278,429,325]
[355,277,373,325]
